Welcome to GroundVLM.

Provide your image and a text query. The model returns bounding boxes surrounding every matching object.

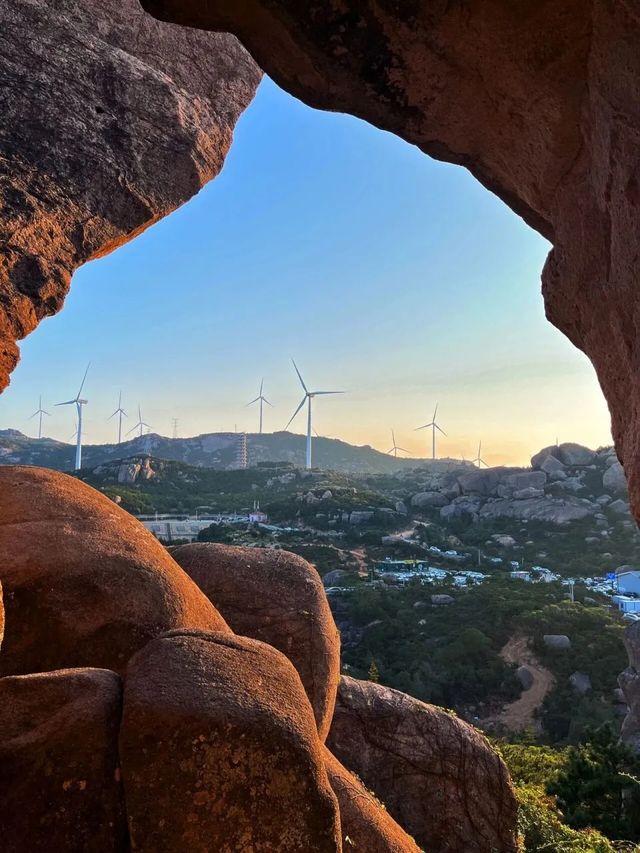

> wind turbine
[471,441,489,468]
[247,379,272,434]
[286,360,343,469]
[388,429,409,458]
[108,391,127,444]
[56,363,90,471]
[29,395,49,439]
[415,403,446,459]
[127,404,152,439]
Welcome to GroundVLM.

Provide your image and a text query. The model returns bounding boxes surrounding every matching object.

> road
[490,635,555,732]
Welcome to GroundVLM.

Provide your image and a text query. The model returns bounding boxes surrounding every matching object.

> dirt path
[489,635,555,732]
[350,547,368,576]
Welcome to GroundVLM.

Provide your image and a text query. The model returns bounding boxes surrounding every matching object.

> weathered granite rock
[516,666,534,691]
[327,676,518,852]
[411,490,449,509]
[0,467,229,677]
[610,498,631,516]
[513,487,545,500]
[120,630,341,852]
[541,454,568,480]
[506,471,547,492]
[556,443,597,467]
[603,460,627,495]
[325,749,421,853]
[569,671,592,694]
[479,496,594,525]
[458,469,503,496]
[0,0,260,391]
[543,634,571,651]
[170,543,340,740]
[0,668,127,853]
[431,594,454,606]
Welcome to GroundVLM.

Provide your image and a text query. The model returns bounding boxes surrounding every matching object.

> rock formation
[0,467,229,677]
[120,629,341,852]
[328,675,518,853]
[0,0,260,392]
[324,748,421,853]
[139,1,640,534]
[620,622,640,752]
[0,668,127,852]
[171,542,340,739]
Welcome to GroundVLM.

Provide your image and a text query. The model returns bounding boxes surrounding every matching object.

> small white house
[617,570,640,595]
[613,595,640,614]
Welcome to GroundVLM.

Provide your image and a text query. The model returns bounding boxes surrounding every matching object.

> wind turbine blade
[77,362,90,398]
[259,378,264,396]
[291,359,308,393]
[121,409,127,418]
[246,397,260,406]
[436,425,447,436]
[433,403,439,420]
[387,448,395,455]
[107,410,118,420]
[42,409,50,416]
[285,396,307,430]
[313,390,344,396]
[414,423,431,431]
[398,447,409,453]
[126,423,140,436]
[55,400,75,407]
[28,411,38,419]
[263,397,273,406]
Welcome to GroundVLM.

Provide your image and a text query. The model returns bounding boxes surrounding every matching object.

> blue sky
[2,77,611,465]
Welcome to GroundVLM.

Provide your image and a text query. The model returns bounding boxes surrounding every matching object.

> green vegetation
[338,577,626,742]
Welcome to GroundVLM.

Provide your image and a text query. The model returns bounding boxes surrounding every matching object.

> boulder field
[0,467,519,851]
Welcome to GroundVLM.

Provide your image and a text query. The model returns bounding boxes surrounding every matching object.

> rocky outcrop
[327,676,518,853]
[0,668,127,852]
[120,629,341,852]
[603,460,627,495]
[543,634,571,650]
[0,467,229,677]
[325,749,421,853]
[171,543,340,739]
[479,495,595,525]
[0,0,260,391]
[411,490,449,509]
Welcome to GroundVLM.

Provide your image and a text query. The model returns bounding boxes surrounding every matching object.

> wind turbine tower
[29,395,49,439]
[56,363,90,471]
[247,379,272,434]
[415,403,446,460]
[128,405,152,439]
[286,360,343,469]
[388,429,409,458]
[108,391,127,444]
[471,441,489,468]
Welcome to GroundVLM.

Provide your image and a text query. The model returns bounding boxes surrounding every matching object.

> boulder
[491,534,516,548]
[325,749,420,852]
[457,469,503,496]
[609,498,631,516]
[440,495,482,522]
[410,491,449,509]
[395,500,408,515]
[431,594,455,605]
[120,630,341,852]
[603,460,627,495]
[350,510,374,524]
[531,446,559,469]
[170,543,340,739]
[540,454,567,479]
[0,467,228,677]
[0,0,260,392]
[556,443,597,467]
[513,487,545,500]
[569,671,592,694]
[505,471,547,491]
[516,666,534,691]
[0,668,127,852]
[543,634,571,650]
[322,569,354,588]
[479,496,594,525]
[327,676,518,852]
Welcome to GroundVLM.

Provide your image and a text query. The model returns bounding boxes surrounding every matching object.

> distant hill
[0,429,462,474]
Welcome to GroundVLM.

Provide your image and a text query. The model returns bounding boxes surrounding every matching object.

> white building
[612,594,640,614]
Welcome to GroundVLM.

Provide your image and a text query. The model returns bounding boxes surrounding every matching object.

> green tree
[547,724,640,841]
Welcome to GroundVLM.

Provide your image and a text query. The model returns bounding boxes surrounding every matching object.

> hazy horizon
[0,78,612,466]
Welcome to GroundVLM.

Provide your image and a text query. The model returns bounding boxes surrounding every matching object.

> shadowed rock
[171,543,340,739]
[0,668,127,852]
[328,676,518,853]
[325,748,421,853]
[0,0,260,391]
[120,629,341,852]
[0,467,229,676]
